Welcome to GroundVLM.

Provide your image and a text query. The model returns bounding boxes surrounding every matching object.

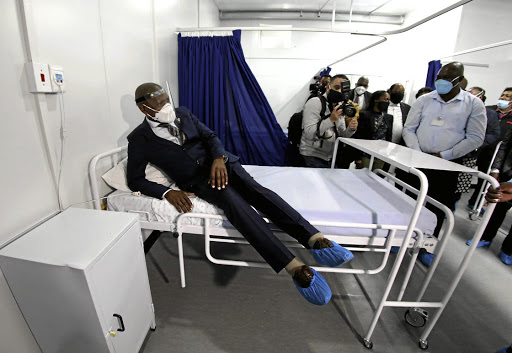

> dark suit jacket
[483,107,501,149]
[400,103,411,125]
[127,107,238,199]
[492,125,512,181]
[349,89,372,111]
[351,110,393,159]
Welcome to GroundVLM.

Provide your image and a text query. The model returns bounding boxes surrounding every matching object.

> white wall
[0,0,58,351]
[221,7,464,128]
[451,0,512,104]
[27,0,155,209]
[0,0,219,351]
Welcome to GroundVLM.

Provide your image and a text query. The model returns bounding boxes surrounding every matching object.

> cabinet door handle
[113,314,126,332]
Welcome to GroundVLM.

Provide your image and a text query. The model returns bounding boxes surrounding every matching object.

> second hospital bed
[89,138,498,350]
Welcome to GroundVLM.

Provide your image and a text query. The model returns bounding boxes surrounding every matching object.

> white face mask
[145,103,176,124]
[355,86,367,95]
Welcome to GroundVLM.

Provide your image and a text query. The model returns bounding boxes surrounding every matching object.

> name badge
[431,117,445,127]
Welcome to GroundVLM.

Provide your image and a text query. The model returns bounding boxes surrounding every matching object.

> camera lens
[343,104,356,118]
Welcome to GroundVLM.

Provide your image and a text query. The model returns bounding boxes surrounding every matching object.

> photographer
[307,74,331,101]
[300,74,359,168]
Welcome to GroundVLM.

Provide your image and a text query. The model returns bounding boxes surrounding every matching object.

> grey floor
[139,192,512,353]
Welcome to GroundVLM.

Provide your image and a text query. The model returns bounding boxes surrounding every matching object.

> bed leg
[177,233,186,288]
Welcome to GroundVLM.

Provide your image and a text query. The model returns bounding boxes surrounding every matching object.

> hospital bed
[88,138,498,350]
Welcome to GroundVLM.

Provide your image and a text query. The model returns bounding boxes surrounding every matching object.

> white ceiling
[207,0,472,33]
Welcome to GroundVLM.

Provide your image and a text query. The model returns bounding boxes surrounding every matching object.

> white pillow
[101,158,177,192]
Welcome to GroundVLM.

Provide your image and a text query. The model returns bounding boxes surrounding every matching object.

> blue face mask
[435,76,460,95]
[497,100,511,110]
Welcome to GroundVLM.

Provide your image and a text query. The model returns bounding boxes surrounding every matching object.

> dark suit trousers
[190,162,319,273]
[397,168,459,238]
[336,145,358,169]
[481,201,512,255]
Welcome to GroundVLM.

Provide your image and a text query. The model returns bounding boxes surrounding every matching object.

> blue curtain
[425,60,442,89]
[178,30,289,166]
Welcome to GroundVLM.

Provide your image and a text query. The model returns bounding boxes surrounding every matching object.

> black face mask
[377,101,390,112]
[390,92,404,104]
[327,89,344,104]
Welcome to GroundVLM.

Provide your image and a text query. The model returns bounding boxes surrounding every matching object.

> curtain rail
[439,39,512,60]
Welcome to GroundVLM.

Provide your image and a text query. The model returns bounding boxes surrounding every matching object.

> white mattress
[107,166,436,237]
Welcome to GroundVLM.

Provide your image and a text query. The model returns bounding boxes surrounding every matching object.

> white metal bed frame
[333,138,499,350]
[468,141,503,220]
[88,139,498,350]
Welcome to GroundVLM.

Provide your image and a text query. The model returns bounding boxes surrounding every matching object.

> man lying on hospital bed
[126,82,354,306]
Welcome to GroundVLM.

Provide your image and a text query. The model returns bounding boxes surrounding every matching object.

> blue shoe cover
[495,345,511,353]
[499,251,512,266]
[390,246,400,253]
[294,268,332,305]
[419,253,435,267]
[310,241,354,267]
[466,239,491,248]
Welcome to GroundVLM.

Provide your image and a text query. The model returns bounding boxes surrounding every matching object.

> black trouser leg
[228,162,319,248]
[192,181,296,273]
[501,229,512,255]
[190,162,319,273]
[336,145,357,169]
[396,168,458,238]
[423,169,459,237]
[481,201,512,245]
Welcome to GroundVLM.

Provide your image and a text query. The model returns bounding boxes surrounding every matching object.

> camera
[339,80,356,118]
[309,81,327,96]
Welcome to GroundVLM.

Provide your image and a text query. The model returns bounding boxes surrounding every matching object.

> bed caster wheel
[172,231,179,238]
[469,211,479,221]
[363,338,373,349]
[419,339,428,350]
[405,308,428,327]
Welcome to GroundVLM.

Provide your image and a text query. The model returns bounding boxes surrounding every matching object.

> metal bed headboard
[88,145,128,210]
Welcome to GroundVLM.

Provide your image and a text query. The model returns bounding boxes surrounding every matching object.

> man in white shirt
[401,62,486,266]
[387,83,411,145]
[350,76,371,111]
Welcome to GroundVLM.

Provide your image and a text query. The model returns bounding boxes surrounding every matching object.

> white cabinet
[0,208,155,353]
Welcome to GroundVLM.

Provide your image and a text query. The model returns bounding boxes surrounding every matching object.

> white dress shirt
[146,117,181,145]
[388,102,403,143]
[354,93,365,111]
[402,90,486,160]
[146,117,181,198]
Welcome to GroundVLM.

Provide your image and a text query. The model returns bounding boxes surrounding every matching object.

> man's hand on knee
[209,157,228,190]
[165,190,195,213]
